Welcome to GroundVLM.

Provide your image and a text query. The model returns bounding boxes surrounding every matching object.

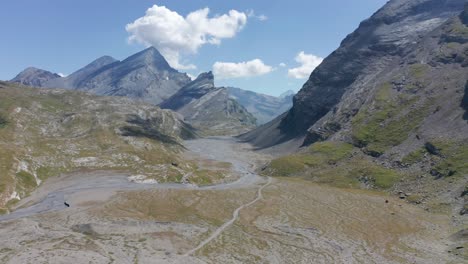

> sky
[0,0,387,96]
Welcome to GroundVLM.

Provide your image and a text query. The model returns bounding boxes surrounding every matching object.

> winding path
[184,176,272,256]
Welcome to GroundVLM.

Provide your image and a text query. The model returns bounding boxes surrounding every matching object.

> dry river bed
[0,137,464,263]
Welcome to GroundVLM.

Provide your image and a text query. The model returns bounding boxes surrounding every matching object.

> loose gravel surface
[0,137,462,263]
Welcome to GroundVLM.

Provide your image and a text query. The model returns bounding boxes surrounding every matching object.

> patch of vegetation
[409,64,429,79]
[36,166,66,181]
[190,169,226,186]
[16,171,37,191]
[121,115,181,146]
[349,161,400,189]
[402,148,427,165]
[352,82,430,156]
[431,142,468,178]
[406,194,423,204]
[267,155,307,177]
[450,18,468,37]
[264,140,402,189]
[266,142,354,177]
[5,198,20,208]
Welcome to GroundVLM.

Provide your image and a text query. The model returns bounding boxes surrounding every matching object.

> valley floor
[0,137,463,263]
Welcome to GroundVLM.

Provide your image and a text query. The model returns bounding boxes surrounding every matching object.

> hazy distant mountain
[11,47,192,105]
[11,67,61,87]
[279,90,295,99]
[227,87,293,125]
[161,72,256,135]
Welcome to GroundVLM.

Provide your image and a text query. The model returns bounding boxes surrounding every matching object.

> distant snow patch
[128,175,158,184]
[8,191,20,202]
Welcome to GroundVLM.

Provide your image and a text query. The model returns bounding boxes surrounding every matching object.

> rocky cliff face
[11,67,61,87]
[161,72,256,135]
[227,87,293,125]
[11,47,192,105]
[241,0,467,149]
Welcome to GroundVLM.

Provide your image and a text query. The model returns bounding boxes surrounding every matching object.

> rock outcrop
[161,72,256,135]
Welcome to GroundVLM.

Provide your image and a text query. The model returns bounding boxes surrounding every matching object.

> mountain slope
[11,47,192,105]
[160,72,217,111]
[11,67,61,87]
[257,1,468,240]
[160,72,256,135]
[45,56,118,89]
[227,87,293,125]
[241,0,467,149]
[0,81,200,211]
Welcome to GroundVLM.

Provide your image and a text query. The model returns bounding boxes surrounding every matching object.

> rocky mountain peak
[194,71,214,81]
[122,46,173,71]
[86,56,118,69]
[11,67,61,87]
[185,71,215,91]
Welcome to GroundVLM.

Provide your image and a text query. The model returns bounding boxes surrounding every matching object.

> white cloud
[57,73,67,77]
[187,73,196,80]
[279,63,286,67]
[287,51,323,79]
[213,59,273,79]
[126,5,248,70]
[257,14,268,21]
[246,9,268,21]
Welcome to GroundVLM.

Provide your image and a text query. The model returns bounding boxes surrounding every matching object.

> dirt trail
[184,176,272,256]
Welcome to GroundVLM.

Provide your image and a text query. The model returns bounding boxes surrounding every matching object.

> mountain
[241,0,467,150]
[11,47,192,105]
[160,71,217,111]
[279,90,295,99]
[45,56,118,89]
[227,87,293,125]
[252,0,468,236]
[160,72,256,135]
[11,67,61,87]
[0,81,199,210]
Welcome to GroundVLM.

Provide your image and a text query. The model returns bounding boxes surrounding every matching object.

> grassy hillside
[0,82,212,212]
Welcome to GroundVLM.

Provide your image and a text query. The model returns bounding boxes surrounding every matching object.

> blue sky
[1,0,387,96]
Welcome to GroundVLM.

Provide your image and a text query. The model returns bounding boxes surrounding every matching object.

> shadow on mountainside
[120,114,183,146]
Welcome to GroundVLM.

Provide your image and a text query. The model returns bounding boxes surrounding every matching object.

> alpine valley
[1,0,467,263]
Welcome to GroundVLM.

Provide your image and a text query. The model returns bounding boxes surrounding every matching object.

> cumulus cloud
[187,73,196,80]
[126,5,248,70]
[287,51,323,79]
[279,63,287,67]
[213,59,273,79]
